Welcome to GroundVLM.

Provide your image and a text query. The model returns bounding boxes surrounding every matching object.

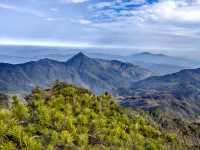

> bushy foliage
[0,82,180,149]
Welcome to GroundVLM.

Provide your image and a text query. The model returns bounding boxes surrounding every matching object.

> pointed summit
[73,52,88,59]
[70,52,89,60]
[66,52,92,66]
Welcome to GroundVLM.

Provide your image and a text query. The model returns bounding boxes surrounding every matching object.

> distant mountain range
[125,52,199,75]
[117,68,200,119]
[0,52,153,93]
[127,52,198,66]
[0,45,199,75]
[1,47,200,120]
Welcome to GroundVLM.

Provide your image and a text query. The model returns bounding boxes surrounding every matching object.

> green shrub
[0,82,182,149]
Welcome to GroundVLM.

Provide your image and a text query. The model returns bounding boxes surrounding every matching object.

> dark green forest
[0,82,195,149]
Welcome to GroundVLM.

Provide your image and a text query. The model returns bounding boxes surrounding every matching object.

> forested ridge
[0,82,188,149]
[0,52,153,94]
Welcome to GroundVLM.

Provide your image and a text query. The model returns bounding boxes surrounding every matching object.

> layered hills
[117,68,200,119]
[0,52,153,93]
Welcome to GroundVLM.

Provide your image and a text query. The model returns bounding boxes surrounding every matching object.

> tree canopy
[0,82,182,149]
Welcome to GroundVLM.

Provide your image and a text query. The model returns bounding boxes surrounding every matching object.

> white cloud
[81,0,200,52]
[45,17,57,21]
[0,38,86,48]
[62,0,88,4]
[0,3,45,17]
[89,0,200,36]
[140,0,200,23]
[50,8,58,12]
[79,19,91,25]
[91,0,200,23]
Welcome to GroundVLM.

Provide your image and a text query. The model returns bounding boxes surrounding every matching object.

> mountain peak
[136,52,167,57]
[71,52,89,60]
[76,52,87,57]
[39,58,53,62]
[140,52,152,55]
[66,52,91,65]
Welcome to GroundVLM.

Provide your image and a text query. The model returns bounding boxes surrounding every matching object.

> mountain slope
[124,68,200,94]
[0,52,153,93]
[0,82,182,149]
[117,68,200,119]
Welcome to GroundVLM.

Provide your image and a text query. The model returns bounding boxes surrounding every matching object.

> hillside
[0,82,183,149]
[117,68,200,119]
[131,61,186,75]
[0,52,153,94]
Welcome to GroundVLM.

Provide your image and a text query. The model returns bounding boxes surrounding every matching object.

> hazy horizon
[0,44,199,61]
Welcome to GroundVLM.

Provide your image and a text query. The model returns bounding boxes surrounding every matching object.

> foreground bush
[0,82,181,149]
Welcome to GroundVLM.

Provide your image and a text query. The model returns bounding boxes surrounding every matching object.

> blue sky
[0,0,200,55]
